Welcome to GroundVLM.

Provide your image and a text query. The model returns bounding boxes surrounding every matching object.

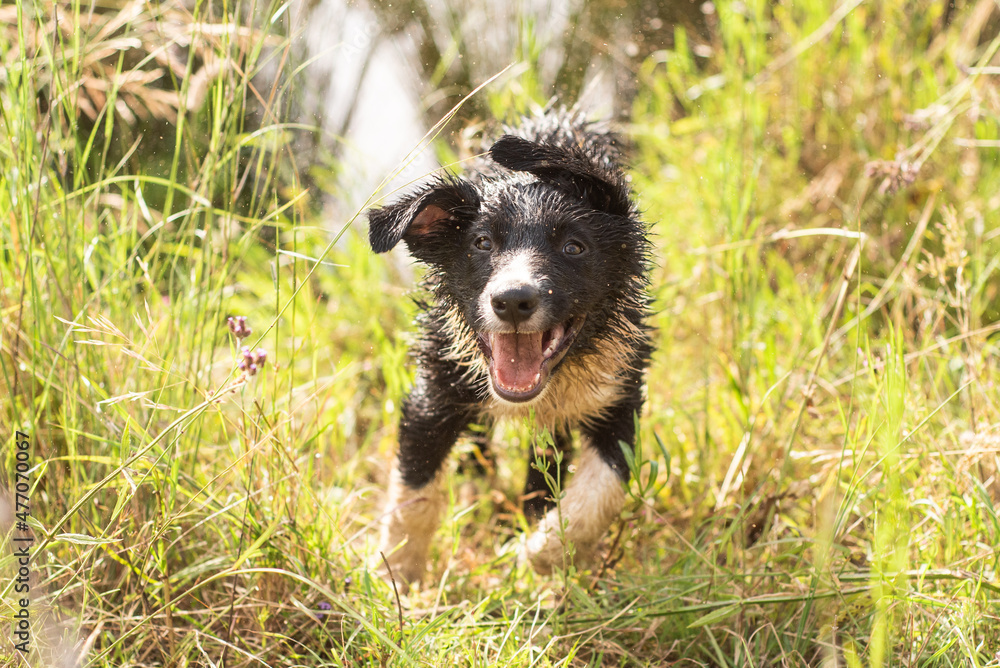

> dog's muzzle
[477,315,586,402]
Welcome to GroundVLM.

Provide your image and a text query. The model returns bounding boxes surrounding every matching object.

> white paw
[522,522,596,575]
[375,467,445,589]
[373,542,424,592]
[520,445,625,575]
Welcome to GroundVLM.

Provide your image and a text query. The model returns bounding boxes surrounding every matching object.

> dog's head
[369,133,647,404]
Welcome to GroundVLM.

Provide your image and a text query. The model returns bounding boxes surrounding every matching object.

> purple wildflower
[238,346,268,376]
[227,316,252,340]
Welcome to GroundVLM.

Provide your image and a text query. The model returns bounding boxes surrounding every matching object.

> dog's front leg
[378,372,472,586]
[524,402,636,575]
[522,428,572,520]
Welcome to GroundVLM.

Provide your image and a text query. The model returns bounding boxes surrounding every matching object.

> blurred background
[281,0,709,216]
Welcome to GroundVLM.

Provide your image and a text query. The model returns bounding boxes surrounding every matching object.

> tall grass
[1,0,999,666]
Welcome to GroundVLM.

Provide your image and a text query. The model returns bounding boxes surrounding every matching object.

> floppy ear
[368,177,481,257]
[488,135,633,217]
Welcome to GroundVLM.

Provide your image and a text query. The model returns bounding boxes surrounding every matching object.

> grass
[2,0,1000,665]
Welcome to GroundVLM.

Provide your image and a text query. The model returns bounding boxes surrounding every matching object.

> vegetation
[2,0,999,665]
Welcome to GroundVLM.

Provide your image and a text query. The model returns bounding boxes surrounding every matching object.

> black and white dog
[368,109,652,584]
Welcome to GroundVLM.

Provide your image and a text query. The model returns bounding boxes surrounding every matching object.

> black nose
[491,284,540,325]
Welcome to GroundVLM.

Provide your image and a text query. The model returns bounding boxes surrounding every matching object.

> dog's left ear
[489,135,632,217]
[368,176,481,258]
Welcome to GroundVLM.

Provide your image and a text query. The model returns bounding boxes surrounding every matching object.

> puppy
[368,109,651,584]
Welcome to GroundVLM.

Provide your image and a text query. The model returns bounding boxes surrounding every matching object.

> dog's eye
[474,235,493,251]
[563,240,585,255]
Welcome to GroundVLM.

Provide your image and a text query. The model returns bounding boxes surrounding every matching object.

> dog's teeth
[542,323,567,357]
[484,318,584,399]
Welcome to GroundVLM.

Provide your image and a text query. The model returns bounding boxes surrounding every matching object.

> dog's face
[369,135,646,404]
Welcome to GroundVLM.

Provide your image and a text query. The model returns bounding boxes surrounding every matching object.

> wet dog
[368,109,651,584]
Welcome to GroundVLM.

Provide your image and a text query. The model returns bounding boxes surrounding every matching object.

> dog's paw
[375,467,445,591]
[522,524,596,575]
[375,539,430,589]
[522,527,560,575]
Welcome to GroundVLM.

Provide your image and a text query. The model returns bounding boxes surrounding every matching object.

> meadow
[1,0,999,665]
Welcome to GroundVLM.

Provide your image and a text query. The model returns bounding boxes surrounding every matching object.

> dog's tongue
[491,332,544,393]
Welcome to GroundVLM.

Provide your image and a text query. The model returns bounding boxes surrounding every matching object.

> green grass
[2,0,1000,665]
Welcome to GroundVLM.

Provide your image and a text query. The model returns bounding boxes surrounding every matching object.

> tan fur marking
[524,443,626,574]
[440,304,486,380]
[378,465,446,585]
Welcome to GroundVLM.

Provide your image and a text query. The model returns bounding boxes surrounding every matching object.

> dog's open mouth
[478,316,585,402]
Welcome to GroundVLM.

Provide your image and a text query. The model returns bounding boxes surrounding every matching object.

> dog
[368,108,652,584]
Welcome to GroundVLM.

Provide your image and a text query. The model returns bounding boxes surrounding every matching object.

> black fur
[370,109,652,573]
